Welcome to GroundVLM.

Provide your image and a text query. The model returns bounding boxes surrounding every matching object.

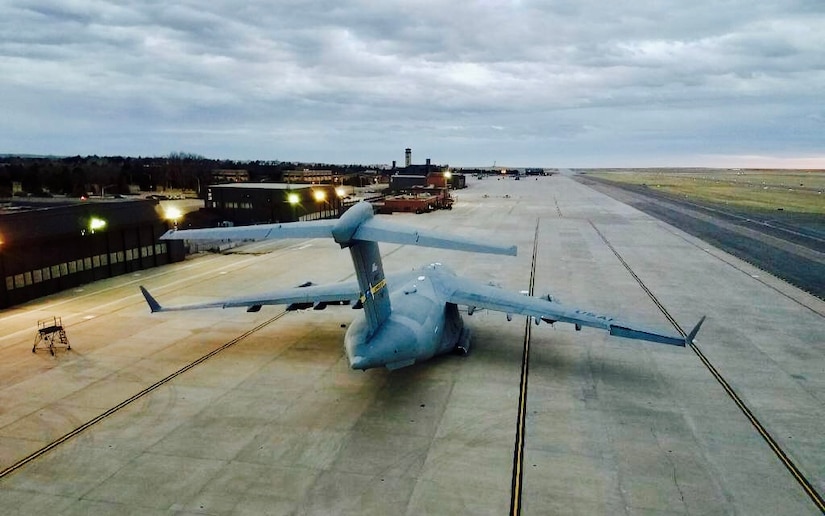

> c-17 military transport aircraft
[140,201,704,371]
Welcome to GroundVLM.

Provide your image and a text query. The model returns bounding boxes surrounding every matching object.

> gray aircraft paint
[141,201,703,371]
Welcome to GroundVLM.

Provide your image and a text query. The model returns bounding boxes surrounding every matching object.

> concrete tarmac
[0,175,823,514]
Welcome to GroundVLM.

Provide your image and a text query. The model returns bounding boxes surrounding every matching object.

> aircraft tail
[160,201,517,336]
[349,240,391,333]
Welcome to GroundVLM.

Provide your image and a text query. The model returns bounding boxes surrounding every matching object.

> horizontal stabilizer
[160,220,336,242]
[158,201,517,257]
[354,218,517,256]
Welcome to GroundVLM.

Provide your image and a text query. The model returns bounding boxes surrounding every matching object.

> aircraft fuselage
[344,264,466,370]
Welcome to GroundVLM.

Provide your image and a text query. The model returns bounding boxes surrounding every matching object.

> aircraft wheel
[454,328,471,356]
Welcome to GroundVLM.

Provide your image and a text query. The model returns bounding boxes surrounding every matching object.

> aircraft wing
[139,280,361,313]
[443,276,704,346]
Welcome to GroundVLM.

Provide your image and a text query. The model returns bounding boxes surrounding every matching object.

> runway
[1,175,823,514]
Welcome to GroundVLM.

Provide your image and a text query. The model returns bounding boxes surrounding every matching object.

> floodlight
[313,190,327,202]
[287,193,300,205]
[89,217,107,232]
[164,206,182,221]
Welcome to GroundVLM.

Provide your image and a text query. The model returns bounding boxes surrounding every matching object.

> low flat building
[211,169,250,183]
[282,169,337,184]
[378,187,453,214]
[205,183,342,225]
[0,199,184,309]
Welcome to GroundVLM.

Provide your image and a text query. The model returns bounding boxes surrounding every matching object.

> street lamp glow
[164,206,182,221]
[335,187,347,198]
[287,193,300,205]
[444,171,452,179]
[86,217,107,235]
[89,217,107,232]
[313,190,327,202]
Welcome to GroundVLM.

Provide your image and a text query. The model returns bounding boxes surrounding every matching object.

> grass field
[584,169,825,215]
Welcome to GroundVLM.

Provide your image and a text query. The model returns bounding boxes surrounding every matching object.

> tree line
[0,154,374,198]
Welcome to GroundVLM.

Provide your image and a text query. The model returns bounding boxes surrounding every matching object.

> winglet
[139,286,163,313]
[685,316,706,345]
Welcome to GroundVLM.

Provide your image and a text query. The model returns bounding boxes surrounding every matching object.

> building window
[84,257,92,269]
[92,256,100,268]
[126,249,133,261]
[60,263,68,276]
[100,253,108,266]
[42,267,51,281]
[68,261,77,274]
[33,269,42,283]
[51,265,61,278]
[5,277,13,291]
[14,274,24,288]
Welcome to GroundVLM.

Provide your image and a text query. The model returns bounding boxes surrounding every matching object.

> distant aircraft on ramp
[140,201,704,371]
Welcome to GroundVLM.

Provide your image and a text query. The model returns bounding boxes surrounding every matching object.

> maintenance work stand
[32,316,71,356]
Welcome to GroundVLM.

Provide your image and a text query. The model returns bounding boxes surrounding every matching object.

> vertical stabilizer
[331,202,392,336]
[349,240,391,336]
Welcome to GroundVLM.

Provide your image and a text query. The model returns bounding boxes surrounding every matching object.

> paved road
[577,175,825,300]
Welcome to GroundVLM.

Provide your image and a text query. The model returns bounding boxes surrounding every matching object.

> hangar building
[0,200,184,309]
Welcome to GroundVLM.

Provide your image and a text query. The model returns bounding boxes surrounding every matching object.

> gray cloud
[1,0,823,166]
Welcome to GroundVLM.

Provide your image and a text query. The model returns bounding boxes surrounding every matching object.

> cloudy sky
[2,1,823,167]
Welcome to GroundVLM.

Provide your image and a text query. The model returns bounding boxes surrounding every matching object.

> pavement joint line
[659,224,825,317]
[588,219,825,515]
[0,310,290,482]
[510,217,539,516]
